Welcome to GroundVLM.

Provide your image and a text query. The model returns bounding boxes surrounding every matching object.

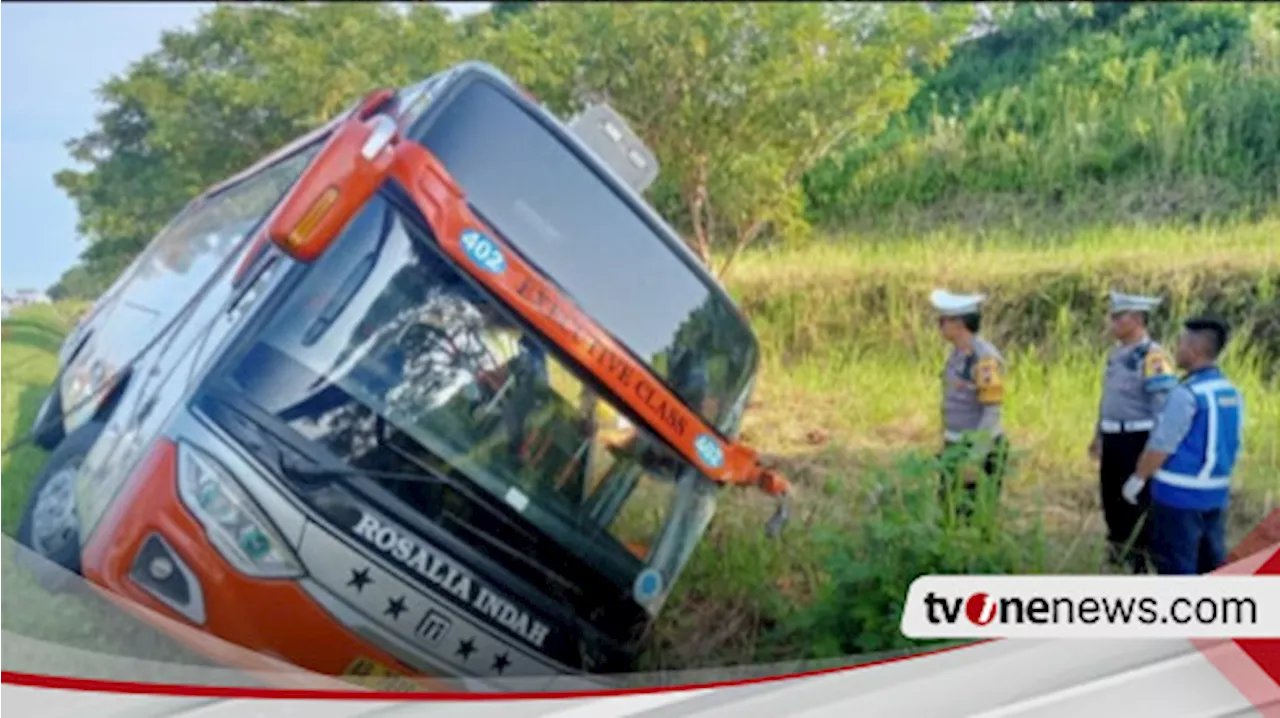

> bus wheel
[15,420,103,594]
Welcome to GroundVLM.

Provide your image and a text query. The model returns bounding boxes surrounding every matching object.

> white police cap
[929,289,986,317]
[1108,291,1162,314]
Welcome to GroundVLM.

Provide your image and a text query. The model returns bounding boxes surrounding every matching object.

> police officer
[931,289,1009,517]
[1089,291,1178,573]
[1122,316,1243,575]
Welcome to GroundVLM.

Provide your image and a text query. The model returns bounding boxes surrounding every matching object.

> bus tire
[15,419,104,594]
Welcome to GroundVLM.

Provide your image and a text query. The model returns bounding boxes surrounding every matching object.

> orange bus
[17,62,789,690]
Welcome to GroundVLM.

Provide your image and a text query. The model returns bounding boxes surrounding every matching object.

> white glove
[1121,475,1146,505]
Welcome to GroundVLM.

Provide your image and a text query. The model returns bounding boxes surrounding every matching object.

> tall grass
[732,218,1280,360]
[642,218,1279,669]
[805,4,1280,233]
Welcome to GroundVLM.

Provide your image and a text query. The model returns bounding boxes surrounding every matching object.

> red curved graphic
[0,641,987,700]
[4,520,1277,703]
[1192,510,1280,715]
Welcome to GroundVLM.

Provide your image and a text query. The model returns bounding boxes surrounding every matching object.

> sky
[0,1,490,293]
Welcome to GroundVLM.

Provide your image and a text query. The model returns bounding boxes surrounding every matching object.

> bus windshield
[410,77,758,435]
[229,194,717,596]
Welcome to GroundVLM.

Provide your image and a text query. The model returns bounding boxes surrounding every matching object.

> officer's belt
[943,429,1004,443]
[1099,419,1155,434]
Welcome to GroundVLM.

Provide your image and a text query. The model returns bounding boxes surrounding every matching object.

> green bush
[764,449,1060,658]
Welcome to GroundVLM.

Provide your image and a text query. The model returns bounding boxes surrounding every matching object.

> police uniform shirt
[1097,338,1177,434]
[942,335,1005,438]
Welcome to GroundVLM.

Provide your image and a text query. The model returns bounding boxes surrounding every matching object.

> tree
[474,3,973,276]
[54,2,462,291]
[48,264,110,301]
[491,1,538,27]
[55,3,971,288]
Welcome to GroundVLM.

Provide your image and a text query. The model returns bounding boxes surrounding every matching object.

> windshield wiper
[212,394,627,653]
[294,462,588,595]
[269,452,611,669]
[245,427,586,601]
[271,444,538,542]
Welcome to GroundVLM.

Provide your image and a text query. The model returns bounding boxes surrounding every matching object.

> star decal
[384,595,408,620]
[491,651,511,675]
[456,638,477,661]
[346,567,373,593]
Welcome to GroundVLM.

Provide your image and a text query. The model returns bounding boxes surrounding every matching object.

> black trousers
[938,435,1009,519]
[1100,430,1152,573]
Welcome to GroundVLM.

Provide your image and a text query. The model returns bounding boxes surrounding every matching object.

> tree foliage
[48,2,1280,299]
[477,3,973,273]
[53,2,460,297]
[51,2,970,294]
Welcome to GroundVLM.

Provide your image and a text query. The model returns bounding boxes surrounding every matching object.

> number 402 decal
[460,229,507,275]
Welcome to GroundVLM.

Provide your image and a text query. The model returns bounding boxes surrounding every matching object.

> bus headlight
[176,441,302,579]
[62,358,109,430]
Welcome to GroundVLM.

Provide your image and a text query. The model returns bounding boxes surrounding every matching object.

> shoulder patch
[1142,347,1176,392]
[974,355,1004,405]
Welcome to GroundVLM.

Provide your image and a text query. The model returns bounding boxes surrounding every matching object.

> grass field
[2,303,79,535]
[2,220,1277,672]
[650,218,1280,668]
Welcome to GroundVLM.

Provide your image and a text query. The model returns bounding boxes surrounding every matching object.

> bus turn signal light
[284,187,339,253]
[266,112,398,262]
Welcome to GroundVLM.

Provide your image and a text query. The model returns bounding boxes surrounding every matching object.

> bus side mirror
[265,114,399,262]
[357,88,397,120]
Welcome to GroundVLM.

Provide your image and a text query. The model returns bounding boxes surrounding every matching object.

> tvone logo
[965,592,997,626]
[922,590,1001,626]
